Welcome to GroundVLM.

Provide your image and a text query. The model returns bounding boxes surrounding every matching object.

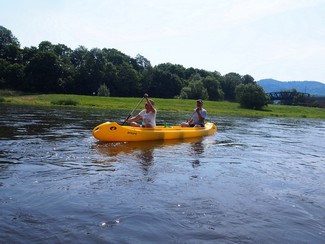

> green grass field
[2,93,325,119]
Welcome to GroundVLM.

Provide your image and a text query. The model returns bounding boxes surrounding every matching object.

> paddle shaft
[122,97,144,125]
[186,111,195,122]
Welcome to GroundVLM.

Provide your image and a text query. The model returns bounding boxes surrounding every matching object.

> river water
[0,104,324,243]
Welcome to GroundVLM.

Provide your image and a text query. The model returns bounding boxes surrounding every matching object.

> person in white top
[181,99,206,127]
[126,93,157,128]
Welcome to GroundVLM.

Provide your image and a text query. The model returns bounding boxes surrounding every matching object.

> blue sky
[1,0,325,83]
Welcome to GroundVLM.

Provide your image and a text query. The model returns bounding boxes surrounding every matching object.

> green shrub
[51,99,79,106]
[0,89,22,96]
[97,84,110,96]
[236,83,268,109]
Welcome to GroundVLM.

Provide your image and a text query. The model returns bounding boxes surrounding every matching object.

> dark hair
[196,99,203,104]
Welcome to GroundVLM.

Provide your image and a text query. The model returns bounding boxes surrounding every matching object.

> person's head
[196,99,203,107]
[145,99,155,107]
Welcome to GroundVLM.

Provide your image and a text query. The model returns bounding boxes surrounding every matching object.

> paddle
[122,97,144,125]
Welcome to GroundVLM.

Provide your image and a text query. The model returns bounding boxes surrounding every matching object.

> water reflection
[192,141,204,155]
[93,138,204,158]
[93,137,206,171]
[137,147,154,172]
[95,140,160,174]
[93,140,163,157]
[190,140,204,167]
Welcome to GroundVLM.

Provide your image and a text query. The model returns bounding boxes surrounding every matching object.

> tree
[222,72,242,101]
[1,26,265,99]
[150,69,183,98]
[104,48,130,65]
[112,62,140,97]
[0,59,25,90]
[156,63,187,80]
[25,50,64,93]
[134,54,151,72]
[179,79,209,100]
[138,66,153,94]
[53,43,75,93]
[235,83,268,109]
[38,41,55,51]
[22,42,75,94]
[97,83,110,96]
[0,26,24,90]
[293,93,308,105]
[73,48,110,95]
[202,75,224,101]
[70,46,88,68]
[21,46,38,64]
[54,43,73,57]
[242,74,255,84]
[0,25,20,60]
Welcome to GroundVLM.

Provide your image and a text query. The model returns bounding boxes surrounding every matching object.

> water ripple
[1,104,325,243]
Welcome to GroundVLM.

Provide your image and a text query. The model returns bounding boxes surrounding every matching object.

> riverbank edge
[1,94,325,119]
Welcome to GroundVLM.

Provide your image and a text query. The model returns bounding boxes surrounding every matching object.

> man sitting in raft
[181,99,206,127]
[126,93,157,128]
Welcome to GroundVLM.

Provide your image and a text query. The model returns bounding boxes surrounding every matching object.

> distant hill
[257,79,325,97]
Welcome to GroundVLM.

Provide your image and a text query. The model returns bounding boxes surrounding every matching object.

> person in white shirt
[181,99,206,127]
[126,93,157,128]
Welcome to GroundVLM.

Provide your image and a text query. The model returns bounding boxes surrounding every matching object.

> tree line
[0,25,268,109]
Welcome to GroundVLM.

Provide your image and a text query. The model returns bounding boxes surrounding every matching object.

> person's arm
[195,108,205,122]
[144,93,156,114]
[127,114,141,123]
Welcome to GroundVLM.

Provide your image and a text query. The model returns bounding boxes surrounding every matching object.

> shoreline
[1,94,325,119]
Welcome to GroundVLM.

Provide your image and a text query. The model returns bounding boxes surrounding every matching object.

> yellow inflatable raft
[92,122,217,142]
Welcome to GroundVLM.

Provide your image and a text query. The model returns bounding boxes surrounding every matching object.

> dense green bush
[236,83,268,109]
[51,99,78,106]
[97,84,110,96]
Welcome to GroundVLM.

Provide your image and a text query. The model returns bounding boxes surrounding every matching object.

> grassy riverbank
[2,93,325,119]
